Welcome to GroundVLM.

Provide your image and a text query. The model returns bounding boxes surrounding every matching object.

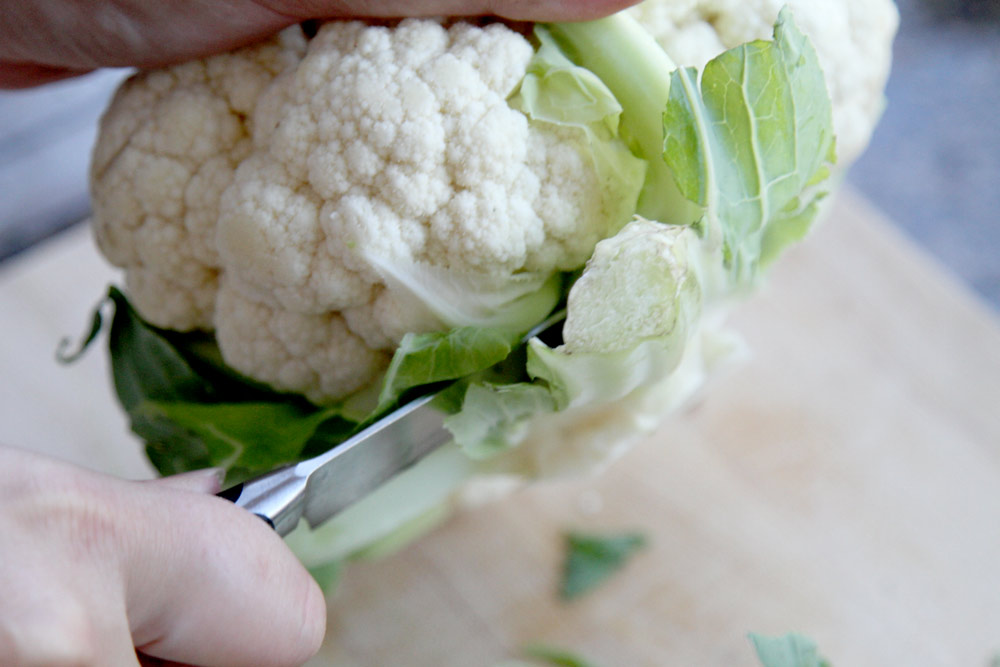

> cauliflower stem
[542,16,699,225]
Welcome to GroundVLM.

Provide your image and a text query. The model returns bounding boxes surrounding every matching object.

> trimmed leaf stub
[748,632,832,667]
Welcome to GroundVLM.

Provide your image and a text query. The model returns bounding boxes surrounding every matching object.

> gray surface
[847,0,1000,307]
[0,69,129,257]
[1,3,997,310]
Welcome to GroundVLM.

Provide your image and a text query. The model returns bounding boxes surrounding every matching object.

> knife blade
[217,392,450,536]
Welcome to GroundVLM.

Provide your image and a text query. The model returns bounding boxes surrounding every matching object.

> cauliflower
[84,3,896,564]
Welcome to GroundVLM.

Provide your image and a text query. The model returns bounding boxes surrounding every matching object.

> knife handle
[217,466,308,537]
[217,483,275,530]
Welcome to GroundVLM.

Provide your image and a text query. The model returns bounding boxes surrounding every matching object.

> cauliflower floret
[626,0,899,163]
[214,279,388,403]
[222,20,608,289]
[90,27,308,330]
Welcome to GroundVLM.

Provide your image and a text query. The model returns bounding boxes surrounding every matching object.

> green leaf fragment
[560,531,647,600]
[748,633,832,667]
[521,643,602,667]
[307,560,343,593]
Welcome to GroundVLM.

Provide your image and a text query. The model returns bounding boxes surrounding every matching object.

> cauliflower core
[92,20,616,403]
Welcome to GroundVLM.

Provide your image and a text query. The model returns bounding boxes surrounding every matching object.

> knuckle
[30,477,124,562]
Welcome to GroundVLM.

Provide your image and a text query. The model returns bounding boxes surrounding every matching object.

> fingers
[0,446,324,666]
[0,61,93,89]
[123,482,326,667]
[0,469,140,665]
[257,0,641,21]
[137,654,196,666]
[0,580,138,667]
[1,0,641,88]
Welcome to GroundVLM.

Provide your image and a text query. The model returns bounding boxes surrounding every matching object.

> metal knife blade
[218,393,449,536]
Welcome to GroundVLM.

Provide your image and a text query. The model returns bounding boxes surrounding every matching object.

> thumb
[120,477,326,666]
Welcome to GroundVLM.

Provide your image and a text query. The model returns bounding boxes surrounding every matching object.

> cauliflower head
[91,19,635,404]
[86,5,897,564]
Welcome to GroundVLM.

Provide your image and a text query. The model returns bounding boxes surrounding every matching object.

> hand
[0,445,325,666]
[0,0,639,87]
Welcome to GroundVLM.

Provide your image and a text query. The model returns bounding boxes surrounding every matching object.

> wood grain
[1,189,997,666]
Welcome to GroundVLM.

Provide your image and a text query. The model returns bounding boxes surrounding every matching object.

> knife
[217,392,450,535]
[217,312,565,536]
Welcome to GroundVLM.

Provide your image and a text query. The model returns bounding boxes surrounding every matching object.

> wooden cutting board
[1,189,998,666]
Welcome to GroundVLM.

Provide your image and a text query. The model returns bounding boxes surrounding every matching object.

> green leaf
[135,409,219,478]
[521,643,602,667]
[512,26,625,133]
[376,326,522,411]
[105,286,215,410]
[758,195,824,267]
[662,8,835,284]
[444,382,556,459]
[748,633,832,667]
[136,401,344,482]
[104,285,327,407]
[162,330,292,401]
[89,286,351,480]
[559,531,647,600]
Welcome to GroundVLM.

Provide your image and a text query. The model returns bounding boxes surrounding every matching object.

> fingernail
[155,467,226,494]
